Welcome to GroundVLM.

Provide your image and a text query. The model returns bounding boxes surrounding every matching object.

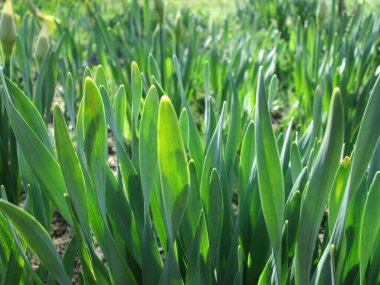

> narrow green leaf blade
[295,90,344,285]
[54,105,89,235]
[0,200,71,285]
[255,66,284,283]
[359,172,380,284]
[204,168,223,266]
[0,72,71,224]
[186,211,211,285]
[83,77,107,217]
[131,61,142,169]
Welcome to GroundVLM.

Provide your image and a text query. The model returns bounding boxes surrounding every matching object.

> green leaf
[143,217,163,285]
[64,72,76,128]
[95,65,109,91]
[0,188,44,285]
[359,172,380,284]
[15,35,32,98]
[160,244,183,285]
[306,85,324,158]
[99,86,116,132]
[295,89,344,285]
[233,246,244,285]
[181,160,203,255]
[268,75,278,110]
[290,142,303,185]
[341,178,367,284]
[314,77,380,283]
[225,59,242,183]
[255,66,284,283]
[348,76,380,199]
[33,51,58,120]
[280,118,294,173]
[82,67,92,94]
[203,168,223,266]
[258,256,273,285]
[110,88,144,233]
[329,245,337,285]
[151,178,168,254]
[239,121,255,197]
[158,95,190,241]
[368,141,380,183]
[328,156,351,233]
[284,189,301,257]
[54,105,89,236]
[186,211,211,285]
[179,108,189,150]
[203,61,217,149]
[113,85,127,141]
[83,79,138,284]
[173,55,204,179]
[148,53,161,85]
[0,200,71,285]
[140,86,159,207]
[64,194,109,285]
[62,237,78,279]
[104,167,142,267]
[200,102,225,196]
[238,121,255,255]
[131,61,142,169]
[0,71,72,225]
[83,77,107,218]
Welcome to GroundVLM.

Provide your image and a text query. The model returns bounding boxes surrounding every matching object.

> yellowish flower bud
[0,0,16,60]
[341,156,351,167]
[35,22,50,66]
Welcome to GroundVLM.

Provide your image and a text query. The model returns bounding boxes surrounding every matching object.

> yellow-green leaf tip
[84,76,98,92]
[53,104,61,112]
[132,61,140,72]
[161,95,171,104]
[330,244,335,253]
[333,87,341,95]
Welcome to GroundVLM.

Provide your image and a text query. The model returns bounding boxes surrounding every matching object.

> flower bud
[341,156,351,167]
[0,0,16,61]
[155,0,165,24]
[35,22,50,66]
[316,0,328,28]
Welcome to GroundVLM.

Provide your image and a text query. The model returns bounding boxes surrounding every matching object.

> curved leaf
[140,86,159,207]
[0,200,71,285]
[295,90,344,285]
[158,95,190,241]
[255,66,284,283]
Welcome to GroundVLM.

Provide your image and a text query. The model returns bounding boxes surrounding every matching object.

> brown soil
[30,212,82,284]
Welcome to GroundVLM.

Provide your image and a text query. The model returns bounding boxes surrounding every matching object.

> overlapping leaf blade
[295,90,344,285]
[0,200,72,285]
[53,105,89,235]
[359,172,380,284]
[0,71,72,225]
[255,67,284,283]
